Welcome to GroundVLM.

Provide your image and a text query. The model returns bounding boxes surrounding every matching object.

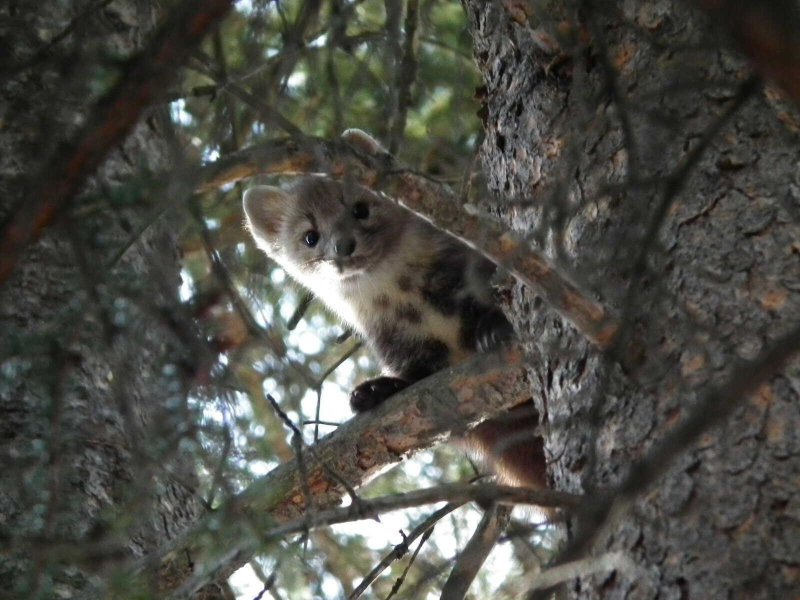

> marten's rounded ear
[243,186,288,240]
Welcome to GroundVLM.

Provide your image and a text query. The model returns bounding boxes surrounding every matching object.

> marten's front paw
[476,309,514,352]
[350,377,409,412]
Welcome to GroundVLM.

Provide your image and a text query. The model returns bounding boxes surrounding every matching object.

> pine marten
[242,131,545,489]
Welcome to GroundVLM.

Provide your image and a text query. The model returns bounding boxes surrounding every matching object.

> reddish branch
[242,345,533,522]
[0,0,234,285]
[194,136,620,350]
[383,172,620,349]
[146,346,582,595]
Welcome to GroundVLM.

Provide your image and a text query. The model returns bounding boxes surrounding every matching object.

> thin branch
[260,484,576,561]
[264,393,360,504]
[386,526,434,599]
[349,502,463,600]
[387,0,419,155]
[189,197,315,387]
[265,393,317,519]
[313,340,362,443]
[167,483,578,599]
[523,551,644,595]
[440,503,512,600]
[286,292,314,331]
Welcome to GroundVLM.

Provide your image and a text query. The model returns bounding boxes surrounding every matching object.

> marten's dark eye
[352,201,369,220]
[303,230,320,247]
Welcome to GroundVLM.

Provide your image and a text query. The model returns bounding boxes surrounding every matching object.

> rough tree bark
[463,0,800,598]
[0,2,227,598]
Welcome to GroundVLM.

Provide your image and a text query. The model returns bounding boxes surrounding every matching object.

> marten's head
[243,177,409,282]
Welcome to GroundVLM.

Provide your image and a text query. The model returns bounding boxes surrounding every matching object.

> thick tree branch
[140,345,580,596]
[241,345,533,521]
[0,0,234,285]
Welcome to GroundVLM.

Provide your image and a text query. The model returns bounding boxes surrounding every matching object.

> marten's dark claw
[476,309,514,352]
[350,376,409,412]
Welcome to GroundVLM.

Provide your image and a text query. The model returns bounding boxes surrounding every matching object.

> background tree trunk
[0,2,223,597]
[464,0,800,598]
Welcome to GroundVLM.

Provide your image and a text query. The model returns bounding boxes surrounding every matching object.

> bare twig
[188,198,314,387]
[265,393,360,505]
[386,527,434,599]
[162,483,577,599]
[349,503,462,600]
[255,482,578,542]
[387,0,419,155]
[287,292,314,331]
[265,393,317,518]
[441,503,512,600]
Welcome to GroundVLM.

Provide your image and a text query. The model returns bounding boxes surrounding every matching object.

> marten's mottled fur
[243,136,545,489]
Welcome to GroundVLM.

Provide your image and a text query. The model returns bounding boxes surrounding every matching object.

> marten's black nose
[334,237,356,257]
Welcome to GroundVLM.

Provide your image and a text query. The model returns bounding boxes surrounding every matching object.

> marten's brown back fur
[244,171,545,490]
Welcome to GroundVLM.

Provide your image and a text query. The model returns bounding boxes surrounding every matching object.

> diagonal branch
[137,345,577,596]
[441,503,512,600]
[193,134,620,350]
[349,502,463,599]
[0,0,234,285]
[381,171,620,349]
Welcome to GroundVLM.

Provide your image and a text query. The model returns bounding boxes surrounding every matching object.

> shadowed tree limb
[168,483,578,598]
[0,0,234,285]
[382,171,620,349]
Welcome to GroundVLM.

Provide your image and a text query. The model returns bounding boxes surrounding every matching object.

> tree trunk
[0,2,222,597]
[463,0,800,598]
